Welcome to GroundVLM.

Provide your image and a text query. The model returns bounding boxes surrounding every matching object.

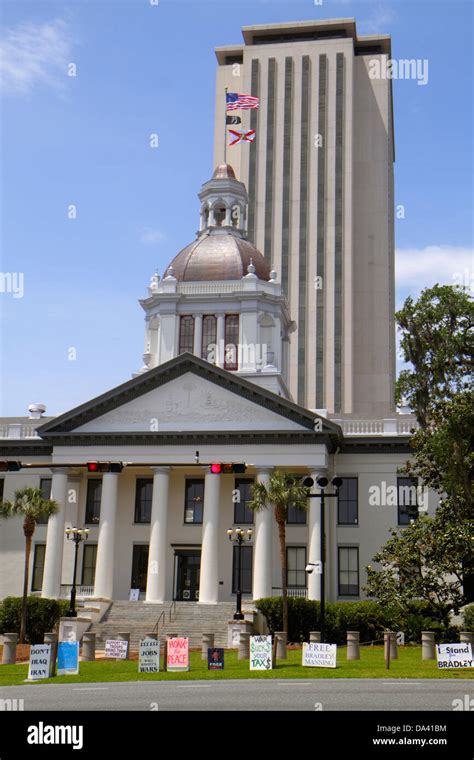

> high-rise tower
[213,19,396,418]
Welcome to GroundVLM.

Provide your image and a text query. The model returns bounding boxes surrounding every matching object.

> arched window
[201,315,217,362]
[224,315,239,370]
[214,206,226,226]
[179,316,194,354]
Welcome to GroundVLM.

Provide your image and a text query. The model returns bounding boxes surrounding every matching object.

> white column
[146,467,170,603]
[199,471,221,604]
[42,469,69,599]
[193,314,203,358]
[307,471,323,601]
[93,472,119,599]
[216,313,225,367]
[252,468,273,600]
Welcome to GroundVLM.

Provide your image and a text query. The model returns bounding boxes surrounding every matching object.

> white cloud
[140,227,165,246]
[396,245,474,297]
[0,18,73,95]
[358,5,395,35]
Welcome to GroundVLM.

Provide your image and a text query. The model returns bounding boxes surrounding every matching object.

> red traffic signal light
[0,461,22,472]
[209,463,246,474]
[87,462,123,473]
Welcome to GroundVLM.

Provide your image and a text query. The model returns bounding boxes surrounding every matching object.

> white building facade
[0,160,431,609]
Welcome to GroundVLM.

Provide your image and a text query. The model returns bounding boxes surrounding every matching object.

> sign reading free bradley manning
[139,639,160,673]
[250,635,272,670]
[436,643,473,669]
[28,644,52,680]
[302,642,337,668]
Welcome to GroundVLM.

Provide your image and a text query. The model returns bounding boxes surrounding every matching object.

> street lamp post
[303,476,342,642]
[65,527,90,618]
[227,527,253,620]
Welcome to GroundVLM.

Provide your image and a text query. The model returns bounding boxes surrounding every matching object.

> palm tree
[0,487,58,643]
[248,471,310,635]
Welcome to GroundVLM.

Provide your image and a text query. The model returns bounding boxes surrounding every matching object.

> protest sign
[436,643,473,669]
[139,639,160,673]
[28,644,52,680]
[250,635,272,670]
[207,648,224,670]
[302,642,337,668]
[166,637,189,671]
[105,639,128,660]
[57,641,79,675]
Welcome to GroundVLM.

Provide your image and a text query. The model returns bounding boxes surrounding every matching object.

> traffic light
[209,463,246,474]
[0,461,22,472]
[87,462,124,473]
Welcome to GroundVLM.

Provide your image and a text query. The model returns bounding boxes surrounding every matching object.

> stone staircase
[89,601,238,649]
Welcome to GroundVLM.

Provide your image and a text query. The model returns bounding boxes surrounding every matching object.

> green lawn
[0,647,473,686]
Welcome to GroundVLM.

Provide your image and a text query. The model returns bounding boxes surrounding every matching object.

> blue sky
[0,0,472,416]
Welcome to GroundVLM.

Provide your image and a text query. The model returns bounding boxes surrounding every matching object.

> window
[81,544,97,587]
[287,502,307,524]
[337,477,358,525]
[179,316,194,354]
[233,479,254,524]
[184,479,204,524]
[36,477,53,524]
[0,479,4,503]
[134,479,153,524]
[31,544,46,591]
[398,477,419,525]
[224,315,239,370]
[131,545,149,591]
[338,547,359,596]
[287,547,307,587]
[201,315,217,361]
[85,479,102,524]
[232,545,253,594]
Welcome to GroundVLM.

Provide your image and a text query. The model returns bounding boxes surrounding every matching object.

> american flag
[226,92,259,111]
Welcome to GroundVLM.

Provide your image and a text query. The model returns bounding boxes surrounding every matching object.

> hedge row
[254,598,462,644]
[0,597,69,643]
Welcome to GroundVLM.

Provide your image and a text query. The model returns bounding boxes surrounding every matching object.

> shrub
[254,598,387,644]
[255,597,459,644]
[0,597,69,643]
[462,604,474,631]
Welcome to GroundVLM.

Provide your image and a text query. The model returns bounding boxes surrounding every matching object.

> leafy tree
[248,472,310,634]
[395,284,473,428]
[368,285,473,610]
[365,516,471,621]
[0,488,58,643]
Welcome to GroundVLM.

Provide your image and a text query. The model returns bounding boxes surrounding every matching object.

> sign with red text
[166,637,189,672]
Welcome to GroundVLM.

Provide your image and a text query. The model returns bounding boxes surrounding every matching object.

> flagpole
[224,87,228,164]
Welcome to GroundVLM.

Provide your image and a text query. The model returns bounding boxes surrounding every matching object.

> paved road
[0,679,472,711]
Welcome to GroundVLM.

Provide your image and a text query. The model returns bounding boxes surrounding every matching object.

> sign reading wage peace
[302,642,337,668]
[250,635,272,670]
[436,643,473,669]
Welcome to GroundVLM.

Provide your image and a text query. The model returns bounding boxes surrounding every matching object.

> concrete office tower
[213,19,396,418]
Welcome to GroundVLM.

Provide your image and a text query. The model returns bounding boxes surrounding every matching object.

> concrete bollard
[384,631,397,665]
[82,632,96,662]
[421,631,436,660]
[44,633,58,676]
[310,631,321,643]
[2,633,18,665]
[117,632,130,659]
[275,631,287,660]
[347,631,360,660]
[460,631,474,649]
[202,633,215,660]
[238,632,250,660]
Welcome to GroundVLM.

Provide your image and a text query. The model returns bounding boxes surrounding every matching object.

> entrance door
[131,545,149,591]
[175,551,201,601]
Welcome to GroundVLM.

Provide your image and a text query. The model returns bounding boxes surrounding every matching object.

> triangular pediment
[37,354,341,440]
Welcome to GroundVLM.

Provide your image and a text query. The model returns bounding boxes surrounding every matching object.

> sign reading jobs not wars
[139,639,160,673]
[250,635,272,671]
[302,642,337,668]
[436,643,473,669]
[28,644,52,680]
[167,637,189,672]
